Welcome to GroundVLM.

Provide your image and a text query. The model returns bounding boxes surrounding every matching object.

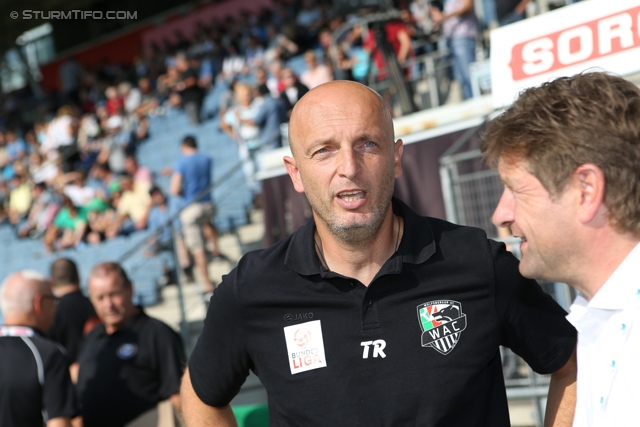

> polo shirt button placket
[366,299,373,308]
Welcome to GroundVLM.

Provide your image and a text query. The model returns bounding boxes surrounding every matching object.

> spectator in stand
[220,42,247,81]
[221,83,263,195]
[0,270,77,427]
[221,83,263,147]
[0,180,8,223]
[319,28,353,81]
[59,56,82,104]
[300,50,333,90]
[157,66,181,104]
[146,186,180,255]
[264,25,299,63]
[89,162,119,199]
[124,154,153,188]
[134,77,160,117]
[197,55,215,91]
[105,174,150,239]
[279,68,309,117]
[43,106,79,172]
[24,129,39,153]
[0,132,10,171]
[430,0,477,100]
[76,113,102,172]
[362,18,414,81]
[62,172,95,208]
[7,173,32,226]
[29,151,59,186]
[43,195,87,252]
[119,81,142,116]
[105,86,124,117]
[85,203,118,245]
[217,79,239,122]
[254,67,269,94]
[170,136,219,296]
[17,182,57,238]
[47,258,98,364]
[496,0,530,26]
[145,186,192,284]
[75,262,185,426]
[266,60,284,97]
[243,84,287,153]
[97,115,131,174]
[410,0,436,36]
[296,0,324,38]
[175,53,204,124]
[5,130,27,163]
[245,35,266,70]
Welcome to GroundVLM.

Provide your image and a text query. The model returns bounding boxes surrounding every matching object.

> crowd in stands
[0,0,552,256]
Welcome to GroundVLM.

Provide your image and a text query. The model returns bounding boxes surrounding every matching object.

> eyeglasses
[41,294,60,305]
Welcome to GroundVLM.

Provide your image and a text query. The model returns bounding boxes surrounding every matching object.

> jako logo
[283,312,314,322]
[361,340,386,359]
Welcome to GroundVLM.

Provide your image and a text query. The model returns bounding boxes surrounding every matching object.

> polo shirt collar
[100,307,147,336]
[587,241,640,311]
[284,197,436,277]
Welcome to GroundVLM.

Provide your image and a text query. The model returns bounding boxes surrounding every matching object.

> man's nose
[337,147,360,180]
[492,187,515,229]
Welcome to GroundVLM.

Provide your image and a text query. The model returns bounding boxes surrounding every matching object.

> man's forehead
[290,85,390,149]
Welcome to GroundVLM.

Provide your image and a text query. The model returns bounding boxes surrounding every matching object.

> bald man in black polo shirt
[181,81,578,426]
[0,270,77,427]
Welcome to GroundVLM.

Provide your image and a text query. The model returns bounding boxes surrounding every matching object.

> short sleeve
[53,210,65,228]
[43,346,77,420]
[492,240,577,374]
[188,269,252,407]
[156,325,186,400]
[173,157,185,176]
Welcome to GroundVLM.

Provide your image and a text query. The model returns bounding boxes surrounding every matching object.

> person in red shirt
[363,19,414,81]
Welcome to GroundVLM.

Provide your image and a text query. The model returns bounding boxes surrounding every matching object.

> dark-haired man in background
[47,258,97,363]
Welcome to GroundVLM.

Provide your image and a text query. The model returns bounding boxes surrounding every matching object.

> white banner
[491,0,640,108]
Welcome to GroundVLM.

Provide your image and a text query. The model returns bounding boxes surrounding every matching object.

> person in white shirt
[482,71,640,427]
[300,50,332,90]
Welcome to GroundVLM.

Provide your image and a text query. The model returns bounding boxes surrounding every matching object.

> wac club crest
[417,300,467,355]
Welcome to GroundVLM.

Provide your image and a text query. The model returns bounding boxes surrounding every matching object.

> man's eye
[315,148,328,155]
[364,141,376,147]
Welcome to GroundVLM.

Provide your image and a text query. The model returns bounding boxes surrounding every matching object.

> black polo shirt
[47,289,97,363]
[189,198,576,426]
[76,309,185,427]
[0,326,77,426]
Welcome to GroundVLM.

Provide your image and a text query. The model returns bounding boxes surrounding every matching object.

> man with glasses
[0,270,77,427]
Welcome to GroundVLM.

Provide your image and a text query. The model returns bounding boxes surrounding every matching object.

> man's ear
[393,139,404,179]
[573,163,606,225]
[33,293,44,317]
[283,156,305,194]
